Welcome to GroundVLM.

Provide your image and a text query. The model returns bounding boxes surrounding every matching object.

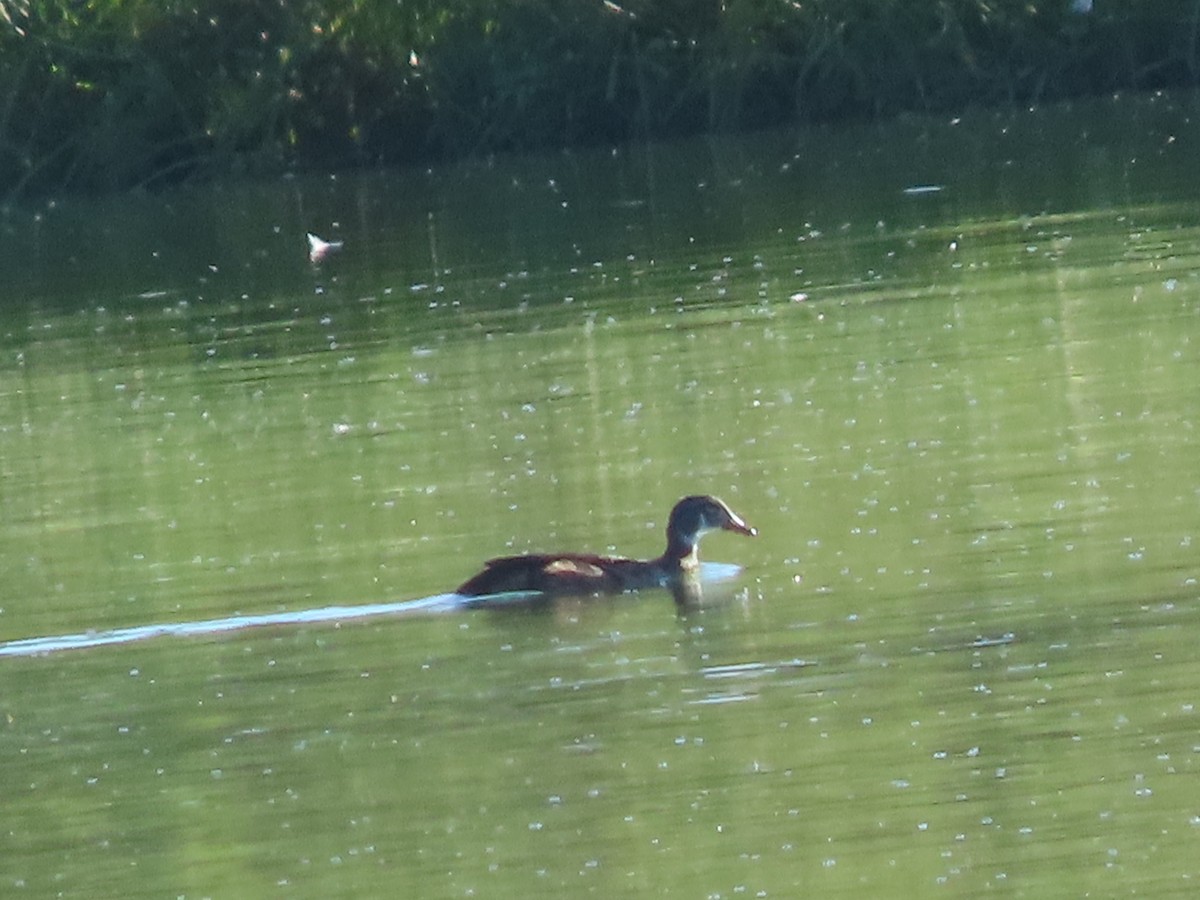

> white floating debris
[902,185,945,196]
[307,232,344,263]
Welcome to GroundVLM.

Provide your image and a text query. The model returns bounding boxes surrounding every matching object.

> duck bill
[724,514,757,538]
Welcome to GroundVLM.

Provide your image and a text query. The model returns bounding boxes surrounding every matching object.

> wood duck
[455,495,756,599]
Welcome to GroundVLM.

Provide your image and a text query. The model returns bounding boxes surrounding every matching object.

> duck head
[665,495,756,562]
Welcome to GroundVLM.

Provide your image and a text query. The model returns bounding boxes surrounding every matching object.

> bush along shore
[0,0,1195,201]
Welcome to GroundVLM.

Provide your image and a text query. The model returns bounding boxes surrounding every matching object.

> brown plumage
[455,495,756,598]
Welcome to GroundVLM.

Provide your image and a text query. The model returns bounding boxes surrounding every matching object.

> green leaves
[0,0,1187,201]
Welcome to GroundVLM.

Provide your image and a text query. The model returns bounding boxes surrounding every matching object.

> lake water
[2,92,1200,896]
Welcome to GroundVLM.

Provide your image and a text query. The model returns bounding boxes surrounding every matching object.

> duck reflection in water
[455,495,757,607]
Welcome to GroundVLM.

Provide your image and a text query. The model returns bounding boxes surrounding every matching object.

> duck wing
[456,553,635,596]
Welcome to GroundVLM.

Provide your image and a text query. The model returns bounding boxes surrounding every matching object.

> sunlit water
[2,93,1200,896]
[0,564,747,657]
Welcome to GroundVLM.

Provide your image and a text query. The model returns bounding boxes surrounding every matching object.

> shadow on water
[0,563,747,658]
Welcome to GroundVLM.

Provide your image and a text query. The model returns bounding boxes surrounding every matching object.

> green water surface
[2,94,1200,897]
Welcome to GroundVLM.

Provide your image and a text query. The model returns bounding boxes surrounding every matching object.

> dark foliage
[0,0,1195,201]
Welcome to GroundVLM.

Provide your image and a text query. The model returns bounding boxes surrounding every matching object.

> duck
[455,494,756,600]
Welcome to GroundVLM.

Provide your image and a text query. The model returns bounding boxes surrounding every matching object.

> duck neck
[662,534,700,571]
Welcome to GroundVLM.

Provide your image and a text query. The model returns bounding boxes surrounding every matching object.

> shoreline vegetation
[1,0,1196,202]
